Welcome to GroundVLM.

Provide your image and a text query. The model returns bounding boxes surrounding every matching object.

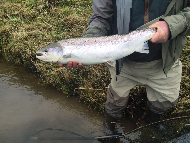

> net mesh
[124,116,190,143]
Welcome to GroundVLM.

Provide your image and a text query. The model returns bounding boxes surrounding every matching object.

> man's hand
[149,21,170,43]
[58,61,82,68]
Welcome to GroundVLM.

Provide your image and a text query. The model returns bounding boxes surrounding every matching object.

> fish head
[36,42,63,63]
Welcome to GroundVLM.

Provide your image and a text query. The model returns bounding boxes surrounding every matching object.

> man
[59,0,190,137]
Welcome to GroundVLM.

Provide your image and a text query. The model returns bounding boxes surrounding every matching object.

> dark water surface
[0,58,140,143]
[0,59,108,143]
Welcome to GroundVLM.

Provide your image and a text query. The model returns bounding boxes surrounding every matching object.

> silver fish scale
[59,34,126,47]
[59,28,156,64]
[59,28,156,47]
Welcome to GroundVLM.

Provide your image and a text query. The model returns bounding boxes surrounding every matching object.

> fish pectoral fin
[62,54,71,58]
[62,53,77,58]
[106,60,116,68]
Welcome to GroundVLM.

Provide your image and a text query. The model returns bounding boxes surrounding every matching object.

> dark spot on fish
[44,49,48,52]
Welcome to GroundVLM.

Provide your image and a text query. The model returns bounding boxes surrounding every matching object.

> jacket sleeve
[160,1,190,39]
[82,0,114,37]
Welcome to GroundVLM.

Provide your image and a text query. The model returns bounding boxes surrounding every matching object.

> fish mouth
[36,53,43,56]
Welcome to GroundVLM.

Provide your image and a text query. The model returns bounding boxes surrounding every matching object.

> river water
[0,58,106,143]
[0,58,139,143]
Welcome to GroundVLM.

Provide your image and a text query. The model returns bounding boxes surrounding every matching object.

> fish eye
[44,49,48,52]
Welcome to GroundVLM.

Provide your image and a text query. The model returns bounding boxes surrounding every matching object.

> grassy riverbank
[0,0,190,120]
